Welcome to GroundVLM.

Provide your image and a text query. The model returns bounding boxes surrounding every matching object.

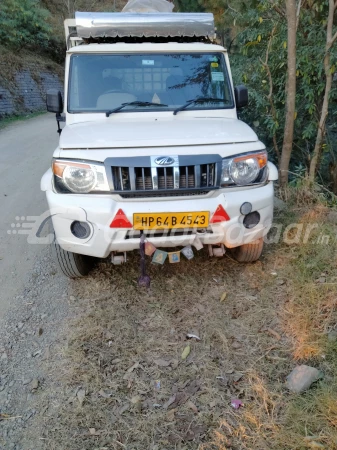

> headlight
[52,160,110,194]
[221,151,268,187]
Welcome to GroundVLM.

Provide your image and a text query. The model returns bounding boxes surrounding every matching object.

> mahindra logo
[154,156,175,166]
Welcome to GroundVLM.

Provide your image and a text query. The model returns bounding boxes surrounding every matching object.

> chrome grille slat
[129,167,136,191]
[151,167,158,190]
[141,167,145,190]
[174,166,180,189]
[119,167,123,191]
[194,165,201,188]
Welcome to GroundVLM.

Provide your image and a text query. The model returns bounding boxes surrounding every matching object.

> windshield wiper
[106,101,168,117]
[173,97,225,116]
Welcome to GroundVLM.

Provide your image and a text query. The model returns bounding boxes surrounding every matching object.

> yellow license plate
[133,212,209,230]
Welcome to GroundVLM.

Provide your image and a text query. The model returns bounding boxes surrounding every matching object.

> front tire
[230,238,264,263]
[53,239,96,278]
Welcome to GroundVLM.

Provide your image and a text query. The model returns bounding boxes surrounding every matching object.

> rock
[317,277,326,284]
[326,210,337,224]
[17,322,24,330]
[328,330,337,342]
[77,388,86,406]
[286,365,322,393]
[231,341,242,350]
[30,378,39,391]
[1,352,8,361]
[232,372,243,382]
[131,395,142,405]
[186,400,198,413]
[274,196,287,211]
[153,358,172,367]
[98,389,112,398]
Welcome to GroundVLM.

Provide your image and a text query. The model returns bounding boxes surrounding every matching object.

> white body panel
[59,117,258,150]
[46,183,274,258]
[43,40,277,259]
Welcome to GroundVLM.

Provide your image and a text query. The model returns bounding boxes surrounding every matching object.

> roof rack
[65,12,216,49]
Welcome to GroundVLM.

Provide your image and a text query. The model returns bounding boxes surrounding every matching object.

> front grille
[110,161,219,197]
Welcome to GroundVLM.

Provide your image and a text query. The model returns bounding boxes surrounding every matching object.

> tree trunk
[308,0,337,182]
[329,162,337,194]
[279,0,297,188]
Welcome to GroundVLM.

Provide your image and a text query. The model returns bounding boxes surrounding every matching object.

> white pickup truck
[42,10,278,278]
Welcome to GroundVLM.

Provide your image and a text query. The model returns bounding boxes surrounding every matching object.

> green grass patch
[0,110,46,130]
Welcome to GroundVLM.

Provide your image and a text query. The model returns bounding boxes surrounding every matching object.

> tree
[309,0,337,181]
[279,0,298,188]
[175,0,205,12]
[0,0,51,49]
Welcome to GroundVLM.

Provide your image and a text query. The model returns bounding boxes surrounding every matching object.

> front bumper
[46,183,274,258]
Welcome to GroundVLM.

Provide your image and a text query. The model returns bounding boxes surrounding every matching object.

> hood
[59,117,258,149]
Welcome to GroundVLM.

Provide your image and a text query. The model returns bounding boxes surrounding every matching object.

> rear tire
[53,239,96,278]
[230,238,264,263]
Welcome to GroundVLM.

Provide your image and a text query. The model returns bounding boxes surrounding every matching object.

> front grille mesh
[111,163,217,197]
[135,168,152,190]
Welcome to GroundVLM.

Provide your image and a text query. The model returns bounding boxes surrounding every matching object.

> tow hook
[111,252,127,265]
[208,244,226,257]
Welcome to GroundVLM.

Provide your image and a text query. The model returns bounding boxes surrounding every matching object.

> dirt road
[0,115,71,450]
[0,115,58,319]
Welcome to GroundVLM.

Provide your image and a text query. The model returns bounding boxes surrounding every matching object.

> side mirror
[234,85,248,109]
[46,89,63,113]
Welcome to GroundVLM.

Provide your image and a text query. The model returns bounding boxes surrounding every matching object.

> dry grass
[38,201,337,450]
[277,181,329,207]
[279,206,337,361]
[0,45,63,90]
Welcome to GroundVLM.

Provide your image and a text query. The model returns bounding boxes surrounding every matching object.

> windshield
[68,53,234,113]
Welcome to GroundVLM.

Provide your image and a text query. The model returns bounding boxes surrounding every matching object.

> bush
[0,0,51,49]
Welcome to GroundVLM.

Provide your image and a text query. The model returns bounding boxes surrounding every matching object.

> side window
[69,60,80,108]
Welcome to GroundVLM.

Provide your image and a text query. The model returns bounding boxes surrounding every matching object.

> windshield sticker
[211,72,225,82]
[211,62,219,68]
[152,93,161,104]
[142,60,155,66]
[209,56,218,62]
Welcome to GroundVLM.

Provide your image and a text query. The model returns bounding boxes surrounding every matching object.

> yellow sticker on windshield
[211,62,219,68]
